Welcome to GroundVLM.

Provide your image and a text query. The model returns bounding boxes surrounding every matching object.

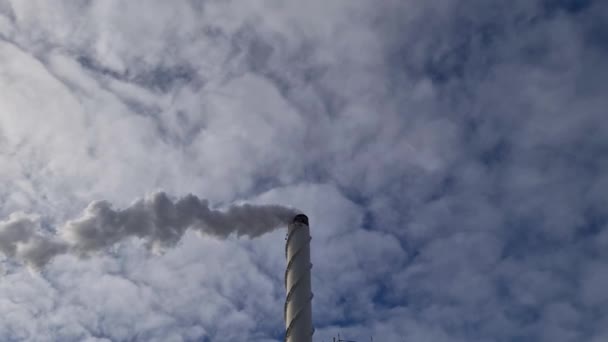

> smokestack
[285,214,313,342]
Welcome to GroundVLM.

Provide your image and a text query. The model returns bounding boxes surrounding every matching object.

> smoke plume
[0,192,299,269]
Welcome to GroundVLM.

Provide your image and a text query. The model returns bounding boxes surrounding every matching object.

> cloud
[0,0,607,341]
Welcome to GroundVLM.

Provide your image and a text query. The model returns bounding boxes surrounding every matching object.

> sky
[0,0,607,341]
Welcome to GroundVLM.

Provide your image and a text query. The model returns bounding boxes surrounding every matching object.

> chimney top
[292,214,309,226]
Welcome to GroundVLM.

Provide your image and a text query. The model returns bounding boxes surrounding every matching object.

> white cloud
[0,0,607,341]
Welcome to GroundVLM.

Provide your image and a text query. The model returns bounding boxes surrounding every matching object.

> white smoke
[0,192,299,269]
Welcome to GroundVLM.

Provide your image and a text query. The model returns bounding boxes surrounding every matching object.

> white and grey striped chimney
[284,214,313,342]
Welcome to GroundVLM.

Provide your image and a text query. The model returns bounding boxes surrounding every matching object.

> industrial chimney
[285,214,313,342]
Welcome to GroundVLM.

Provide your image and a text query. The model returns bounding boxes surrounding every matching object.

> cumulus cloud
[0,0,607,341]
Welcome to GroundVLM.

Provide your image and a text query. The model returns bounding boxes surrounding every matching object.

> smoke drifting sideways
[0,192,299,269]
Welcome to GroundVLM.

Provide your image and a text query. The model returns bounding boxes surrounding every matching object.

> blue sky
[0,1,607,341]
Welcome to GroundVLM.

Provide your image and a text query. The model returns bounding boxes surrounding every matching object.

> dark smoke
[0,192,298,268]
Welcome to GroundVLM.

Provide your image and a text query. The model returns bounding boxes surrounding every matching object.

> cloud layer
[1,0,607,341]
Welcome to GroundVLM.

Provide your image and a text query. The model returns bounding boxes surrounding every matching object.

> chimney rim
[292,214,309,226]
